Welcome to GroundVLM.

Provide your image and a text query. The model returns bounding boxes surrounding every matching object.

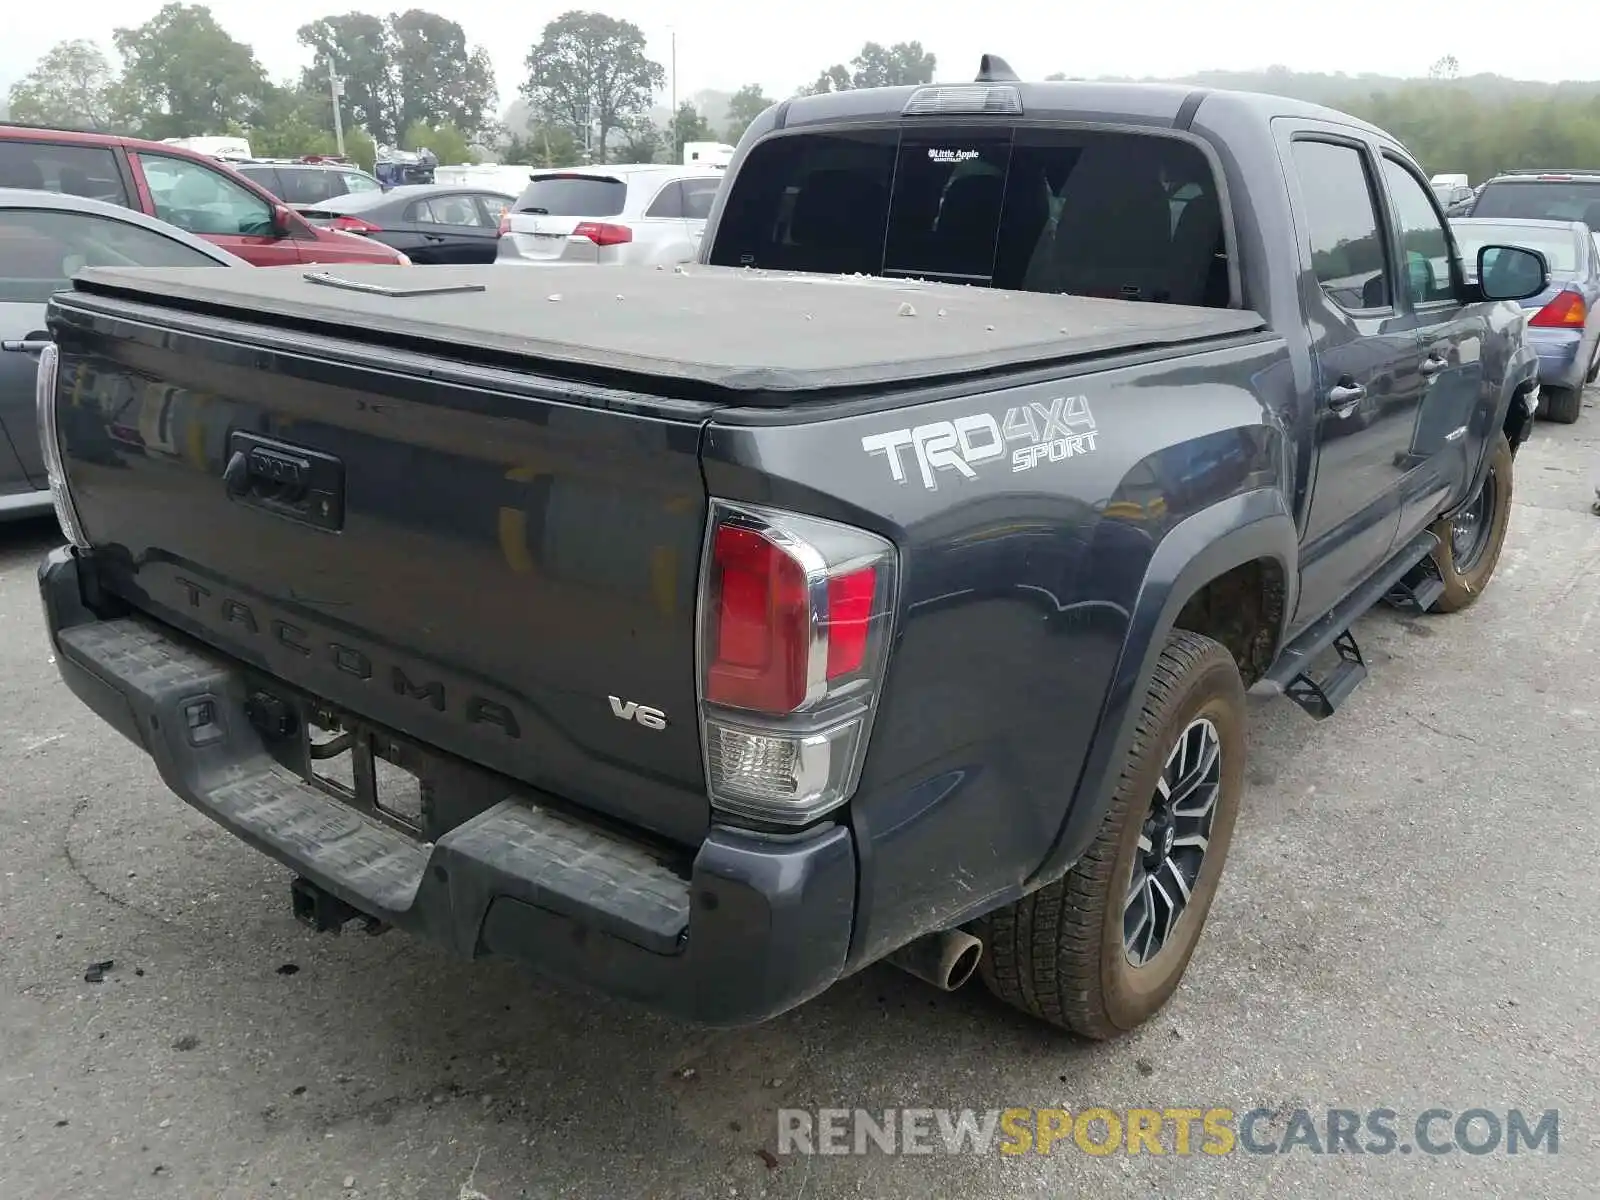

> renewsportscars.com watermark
[776,1107,1560,1158]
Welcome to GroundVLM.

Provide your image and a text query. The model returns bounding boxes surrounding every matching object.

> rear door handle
[1327,382,1367,417]
[1418,353,1448,377]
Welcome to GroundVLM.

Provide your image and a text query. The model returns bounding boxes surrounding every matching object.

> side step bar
[1262,529,1440,720]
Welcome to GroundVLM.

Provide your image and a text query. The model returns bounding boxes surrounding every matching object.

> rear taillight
[572,221,632,246]
[331,215,381,234]
[1530,290,1587,328]
[698,501,897,826]
[34,343,89,549]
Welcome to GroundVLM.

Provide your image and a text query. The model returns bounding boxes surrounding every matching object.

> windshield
[708,126,1230,307]
[515,175,626,217]
[1472,180,1600,224]
[1453,224,1580,275]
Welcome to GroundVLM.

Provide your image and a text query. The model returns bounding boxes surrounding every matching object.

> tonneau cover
[66,262,1268,397]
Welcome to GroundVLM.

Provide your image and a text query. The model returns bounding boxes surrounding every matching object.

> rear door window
[234,165,283,197]
[681,178,721,221]
[1288,139,1391,312]
[645,181,684,219]
[515,175,626,217]
[0,140,130,207]
[273,168,342,205]
[707,126,1231,306]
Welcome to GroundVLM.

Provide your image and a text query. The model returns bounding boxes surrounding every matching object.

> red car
[0,124,408,266]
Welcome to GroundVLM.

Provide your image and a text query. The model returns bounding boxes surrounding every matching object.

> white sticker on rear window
[926,149,981,163]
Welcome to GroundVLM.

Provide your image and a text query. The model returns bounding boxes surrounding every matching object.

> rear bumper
[40,547,857,1026]
[1528,328,1588,390]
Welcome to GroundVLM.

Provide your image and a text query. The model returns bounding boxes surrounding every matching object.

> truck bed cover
[66,262,1268,399]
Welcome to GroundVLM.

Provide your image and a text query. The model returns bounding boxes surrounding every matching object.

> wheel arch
[1024,487,1297,890]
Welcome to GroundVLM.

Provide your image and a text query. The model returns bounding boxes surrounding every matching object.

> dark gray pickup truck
[34,64,1548,1039]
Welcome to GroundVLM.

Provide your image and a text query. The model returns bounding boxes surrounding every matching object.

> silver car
[496,164,724,267]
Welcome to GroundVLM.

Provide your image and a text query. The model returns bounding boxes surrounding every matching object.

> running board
[1263,529,1440,719]
[1382,558,1445,615]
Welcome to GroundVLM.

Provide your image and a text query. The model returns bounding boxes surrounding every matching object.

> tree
[522,11,664,163]
[389,10,496,140]
[801,41,937,95]
[297,13,398,142]
[505,125,582,168]
[1428,55,1461,81]
[669,102,711,158]
[615,118,663,164]
[7,40,117,131]
[112,3,268,139]
[402,119,472,166]
[724,83,772,144]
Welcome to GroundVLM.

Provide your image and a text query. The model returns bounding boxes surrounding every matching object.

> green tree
[402,119,472,165]
[249,83,338,157]
[112,3,268,139]
[615,117,663,164]
[723,83,772,144]
[505,125,582,168]
[521,11,665,163]
[669,102,711,159]
[297,13,397,142]
[389,10,496,140]
[801,41,937,95]
[7,39,117,130]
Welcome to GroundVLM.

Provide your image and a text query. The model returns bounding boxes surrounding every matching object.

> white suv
[495,164,724,267]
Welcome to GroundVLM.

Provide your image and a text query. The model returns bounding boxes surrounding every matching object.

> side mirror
[271,203,294,236]
[1477,244,1549,302]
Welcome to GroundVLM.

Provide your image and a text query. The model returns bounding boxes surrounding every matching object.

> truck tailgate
[48,299,713,845]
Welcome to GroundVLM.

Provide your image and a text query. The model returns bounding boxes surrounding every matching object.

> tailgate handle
[223,432,345,532]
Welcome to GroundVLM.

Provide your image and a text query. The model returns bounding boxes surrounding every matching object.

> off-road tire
[1427,432,1513,613]
[1542,385,1583,424]
[975,630,1245,1039]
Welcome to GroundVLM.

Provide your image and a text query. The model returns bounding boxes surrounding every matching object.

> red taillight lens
[706,525,811,713]
[1530,290,1587,328]
[572,221,633,246]
[332,215,381,234]
[825,567,877,678]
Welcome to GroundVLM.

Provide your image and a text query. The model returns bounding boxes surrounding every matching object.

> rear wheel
[976,631,1244,1039]
[1542,385,1583,424]
[1426,432,1513,613]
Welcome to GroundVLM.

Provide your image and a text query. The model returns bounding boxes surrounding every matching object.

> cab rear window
[707,126,1231,307]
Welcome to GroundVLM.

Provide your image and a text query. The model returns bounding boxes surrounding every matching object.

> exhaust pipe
[885,929,984,992]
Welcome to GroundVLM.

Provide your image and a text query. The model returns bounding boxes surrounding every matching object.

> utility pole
[327,63,346,158]
[670,30,678,165]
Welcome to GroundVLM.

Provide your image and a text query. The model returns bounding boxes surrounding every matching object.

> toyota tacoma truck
[34,63,1547,1038]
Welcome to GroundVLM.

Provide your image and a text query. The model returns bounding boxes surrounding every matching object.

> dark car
[1468,169,1600,237]
[36,66,1545,1039]
[0,187,245,521]
[297,185,515,264]
[233,160,384,208]
[0,124,409,266]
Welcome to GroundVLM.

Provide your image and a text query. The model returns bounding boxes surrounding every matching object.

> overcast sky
[5,0,1595,111]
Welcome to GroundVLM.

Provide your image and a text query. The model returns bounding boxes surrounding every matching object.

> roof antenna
[976,54,1019,83]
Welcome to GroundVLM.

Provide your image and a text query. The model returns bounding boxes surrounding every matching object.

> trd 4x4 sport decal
[860,395,1099,491]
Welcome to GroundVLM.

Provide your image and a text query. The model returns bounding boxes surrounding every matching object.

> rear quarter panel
[701,335,1296,966]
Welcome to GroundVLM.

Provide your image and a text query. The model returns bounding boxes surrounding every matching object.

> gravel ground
[2,394,1597,1199]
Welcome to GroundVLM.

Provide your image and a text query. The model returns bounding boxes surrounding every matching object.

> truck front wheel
[976,630,1245,1039]
[1426,432,1513,613]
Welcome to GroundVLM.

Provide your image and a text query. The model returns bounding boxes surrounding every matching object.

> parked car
[34,67,1544,1038]
[297,185,515,264]
[0,188,246,521]
[496,164,723,267]
[0,124,409,267]
[1468,170,1600,251]
[232,159,384,208]
[1451,217,1600,422]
